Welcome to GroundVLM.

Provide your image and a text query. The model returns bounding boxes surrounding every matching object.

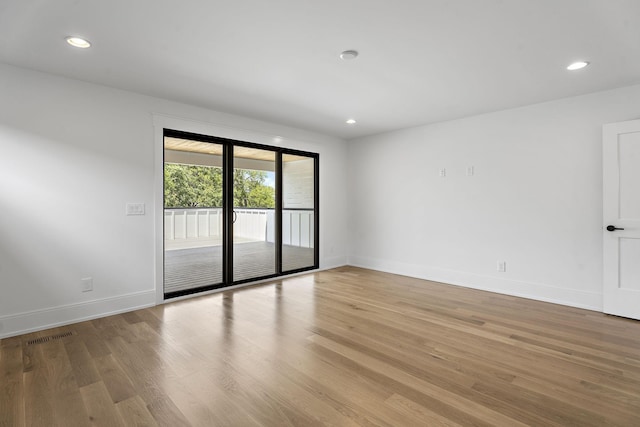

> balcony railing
[164,208,313,249]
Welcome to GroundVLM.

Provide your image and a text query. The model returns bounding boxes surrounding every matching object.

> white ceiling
[1,0,639,140]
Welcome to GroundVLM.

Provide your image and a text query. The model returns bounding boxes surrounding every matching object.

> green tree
[233,169,274,208]
[248,184,275,208]
[164,163,274,208]
[164,164,223,207]
[164,164,198,207]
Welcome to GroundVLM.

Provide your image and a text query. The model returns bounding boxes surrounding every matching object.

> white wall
[0,62,349,338]
[3,59,637,339]
[348,85,640,311]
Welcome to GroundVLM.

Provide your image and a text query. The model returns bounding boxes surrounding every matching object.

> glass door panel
[282,154,316,272]
[163,136,223,295]
[162,128,318,299]
[233,146,277,282]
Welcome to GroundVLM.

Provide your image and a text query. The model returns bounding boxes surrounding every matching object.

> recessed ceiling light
[567,61,589,71]
[66,36,91,49]
[340,50,359,60]
[346,119,357,125]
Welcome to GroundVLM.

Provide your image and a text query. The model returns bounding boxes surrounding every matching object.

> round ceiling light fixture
[567,61,589,71]
[66,36,91,49]
[346,119,357,125]
[340,50,359,60]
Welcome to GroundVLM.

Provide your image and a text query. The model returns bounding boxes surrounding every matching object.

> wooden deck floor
[3,267,640,426]
[164,241,314,293]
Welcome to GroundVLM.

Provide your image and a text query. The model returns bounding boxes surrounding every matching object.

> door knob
[606,225,624,232]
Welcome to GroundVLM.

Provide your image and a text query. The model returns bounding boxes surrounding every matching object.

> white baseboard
[0,258,349,339]
[348,256,602,312]
[320,255,349,270]
[4,257,596,339]
[0,290,156,339]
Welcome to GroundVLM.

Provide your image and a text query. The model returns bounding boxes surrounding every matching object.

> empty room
[1,1,640,426]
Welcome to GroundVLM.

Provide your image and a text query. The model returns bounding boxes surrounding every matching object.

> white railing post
[165,207,313,249]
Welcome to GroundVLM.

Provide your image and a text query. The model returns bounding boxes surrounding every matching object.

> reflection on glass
[163,137,223,294]
[233,147,276,281]
[282,154,315,272]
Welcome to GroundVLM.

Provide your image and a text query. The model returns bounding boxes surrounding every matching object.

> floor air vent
[26,331,75,346]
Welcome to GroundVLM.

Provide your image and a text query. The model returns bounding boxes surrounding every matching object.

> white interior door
[603,119,640,320]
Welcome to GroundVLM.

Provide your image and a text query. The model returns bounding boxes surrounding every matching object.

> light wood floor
[2,266,640,426]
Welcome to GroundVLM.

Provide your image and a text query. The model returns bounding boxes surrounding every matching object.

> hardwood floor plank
[308,341,494,427]
[79,381,126,426]
[115,396,159,427]
[94,353,138,404]
[170,367,293,427]
[470,380,606,427]
[224,328,399,426]
[51,387,91,427]
[104,336,173,405]
[512,375,640,425]
[384,393,462,427]
[2,266,640,426]
[73,322,112,359]
[308,333,530,427]
[0,340,24,427]
[317,276,640,401]
[146,395,191,427]
[63,334,101,388]
[224,310,423,426]
[21,332,82,426]
[215,336,364,427]
[23,367,58,427]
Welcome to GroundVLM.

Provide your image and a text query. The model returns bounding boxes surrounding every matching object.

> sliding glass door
[163,129,318,298]
[232,146,277,282]
[282,153,317,272]
[163,136,224,295]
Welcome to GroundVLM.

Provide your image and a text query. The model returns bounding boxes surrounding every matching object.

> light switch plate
[126,203,145,216]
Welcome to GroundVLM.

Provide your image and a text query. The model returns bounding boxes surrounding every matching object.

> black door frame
[163,128,319,299]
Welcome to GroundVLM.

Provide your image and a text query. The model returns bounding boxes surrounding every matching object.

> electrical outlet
[81,277,93,292]
[439,168,446,177]
[466,166,474,176]
[497,261,506,272]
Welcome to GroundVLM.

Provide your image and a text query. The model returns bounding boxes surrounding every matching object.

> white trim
[321,256,349,270]
[348,256,602,312]
[151,113,316,149]
[153,118,165,305]
[0,291,156,339]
